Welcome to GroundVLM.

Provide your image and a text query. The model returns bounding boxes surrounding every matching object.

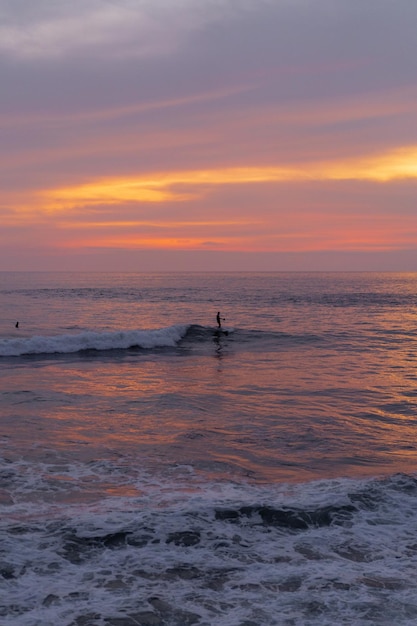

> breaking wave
[0,324,191,357]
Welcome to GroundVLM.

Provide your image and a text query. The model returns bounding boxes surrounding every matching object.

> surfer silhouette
[15,321,19,328]
[214,312,228,346]
[216,312,222,328]
[216,312,226,328]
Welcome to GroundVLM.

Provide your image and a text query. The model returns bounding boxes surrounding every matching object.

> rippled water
[1,272,417,625]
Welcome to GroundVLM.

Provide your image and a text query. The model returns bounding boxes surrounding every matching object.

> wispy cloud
[0,0,224,60]
[31,144,417,215]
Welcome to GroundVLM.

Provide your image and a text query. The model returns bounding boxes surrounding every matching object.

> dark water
[1,272,417,625]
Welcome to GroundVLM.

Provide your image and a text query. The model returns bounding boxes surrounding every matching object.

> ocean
[1,271,417,625]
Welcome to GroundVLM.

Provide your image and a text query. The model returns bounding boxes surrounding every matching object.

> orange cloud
[55,216,261,251]
[41,179,188,209]
[2,144,416,258]
[49,209,417,254]
[61,235,234,250]
[324,146,417,182]
[35,144,417,215]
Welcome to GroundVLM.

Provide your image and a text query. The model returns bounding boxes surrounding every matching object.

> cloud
[1,0,415,76]
[0,4,157,60]
[0,0,226,61]
[1,0,417,270]
[31,144,417,216]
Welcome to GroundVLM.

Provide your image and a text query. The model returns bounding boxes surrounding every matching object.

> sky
[1,0,417,272]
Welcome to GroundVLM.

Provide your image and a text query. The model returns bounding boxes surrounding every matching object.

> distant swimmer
[15,321,19,328]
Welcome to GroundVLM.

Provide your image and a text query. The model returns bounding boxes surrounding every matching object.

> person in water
[15,321,19,328]
[216,312,225,328]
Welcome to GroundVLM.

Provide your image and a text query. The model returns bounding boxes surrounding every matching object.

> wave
[0,323,323,358]
[2,470,417,625]
[0,324,191,357]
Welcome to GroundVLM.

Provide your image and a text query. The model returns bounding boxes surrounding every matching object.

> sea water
[1,271,417,625]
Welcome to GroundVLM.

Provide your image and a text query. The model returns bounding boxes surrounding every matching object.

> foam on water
[2,458,417,626]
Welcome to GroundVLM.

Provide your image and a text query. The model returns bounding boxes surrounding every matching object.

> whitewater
[0,324,189,357]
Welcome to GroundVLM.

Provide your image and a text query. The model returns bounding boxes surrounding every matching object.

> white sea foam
[2,468,417,625]
[0,324,190,357]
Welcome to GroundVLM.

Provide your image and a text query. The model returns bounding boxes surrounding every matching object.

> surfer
[15,321,19,328]
[216,312,225,328]
[215,312,229,344]
[216,312,221,328]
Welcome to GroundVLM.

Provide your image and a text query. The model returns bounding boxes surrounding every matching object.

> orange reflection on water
[3,320,417,485]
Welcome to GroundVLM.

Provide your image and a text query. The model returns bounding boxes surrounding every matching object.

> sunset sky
[1,0,417,271]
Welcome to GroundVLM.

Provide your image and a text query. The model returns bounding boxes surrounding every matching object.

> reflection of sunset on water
[4,293,417,485]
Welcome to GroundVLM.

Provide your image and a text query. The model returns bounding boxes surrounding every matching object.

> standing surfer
[216,312,225,328]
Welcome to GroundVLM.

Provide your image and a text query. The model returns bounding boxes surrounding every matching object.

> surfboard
[214,329,229,336]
